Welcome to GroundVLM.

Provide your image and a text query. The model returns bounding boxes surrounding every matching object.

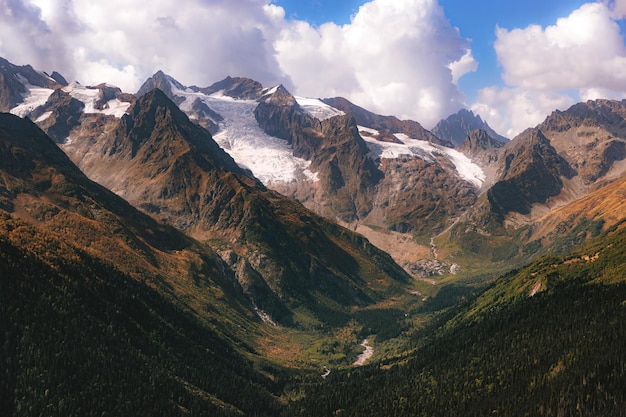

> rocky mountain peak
[539,99,626,137]
[259,84,298,107]
[48,71,68,86]
[196,76,265,100]
[30,88,85,143]
[115,88,242,174]
[135,70,186,104]
[536,99,626,184]
[433,108,508,146]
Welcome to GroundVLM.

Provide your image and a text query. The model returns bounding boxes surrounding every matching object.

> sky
[1,0,626,137]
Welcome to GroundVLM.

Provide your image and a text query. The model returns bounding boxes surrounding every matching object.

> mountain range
[2,55,626,415]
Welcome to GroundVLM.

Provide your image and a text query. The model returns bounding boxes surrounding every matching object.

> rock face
[30,89,85,142]
[322,96,449,146]
[61,88,411,325]
[363,156,478,235]
[255,86,384,223]
[432,108,508,147]
[486,129,576,220]
[457,129,503,165]
[49,71,68,86]
[457,129,504,156]
[253,85,305,140]
[538,99,626,185]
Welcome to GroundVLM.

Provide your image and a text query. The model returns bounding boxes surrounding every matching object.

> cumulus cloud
[607,0,626,18]
[471,88,575,139]
[0,0,472,129]
[474,1,626,137]
[448,49,478,85]
[1,0,289,91]
[0,0,70,71]
[274,0,473,127]
[495,3,626,91]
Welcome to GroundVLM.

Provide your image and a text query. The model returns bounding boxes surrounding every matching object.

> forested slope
[286,223,626,416]
[0,213,282,416]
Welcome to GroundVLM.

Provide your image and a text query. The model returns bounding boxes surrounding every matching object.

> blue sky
[276,0,591,102]
[2,0,626,136]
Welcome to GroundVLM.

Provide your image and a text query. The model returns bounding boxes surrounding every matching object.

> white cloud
[1,0,289,91]
[472,2,626,137]
[273,0,472,128]
[471,87,575,139]
[579,87,626,102]
[0,0,70,72]
[0,0,471,128]
[495,3,626,91]
[448,49,478,85]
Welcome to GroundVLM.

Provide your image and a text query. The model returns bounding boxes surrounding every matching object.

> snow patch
[35,111,52,122]
[261,85,279,96]
[360,126,485,187]
[98,99,131,117]
[358,126,380,136]
[63,83,130,117]
[295,96,344,120]
[303,169,320,183]
[9,79,54,118]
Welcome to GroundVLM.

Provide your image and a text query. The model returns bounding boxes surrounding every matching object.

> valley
[2,55,626,416]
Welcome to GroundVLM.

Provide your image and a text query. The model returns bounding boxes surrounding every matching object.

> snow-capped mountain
[166,81,320,184]
[0,58,516,275]
[5,55,626,278]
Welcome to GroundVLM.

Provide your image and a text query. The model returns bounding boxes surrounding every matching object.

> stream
[353,339,374,366]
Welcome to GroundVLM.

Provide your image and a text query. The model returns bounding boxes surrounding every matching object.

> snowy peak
[149,76,314,184]
[0,56,62,112]
[259,84,298,107]
[1,56,131,122]
[0,56,60,90]
[295,96,344,121]
[63,82,133,117]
